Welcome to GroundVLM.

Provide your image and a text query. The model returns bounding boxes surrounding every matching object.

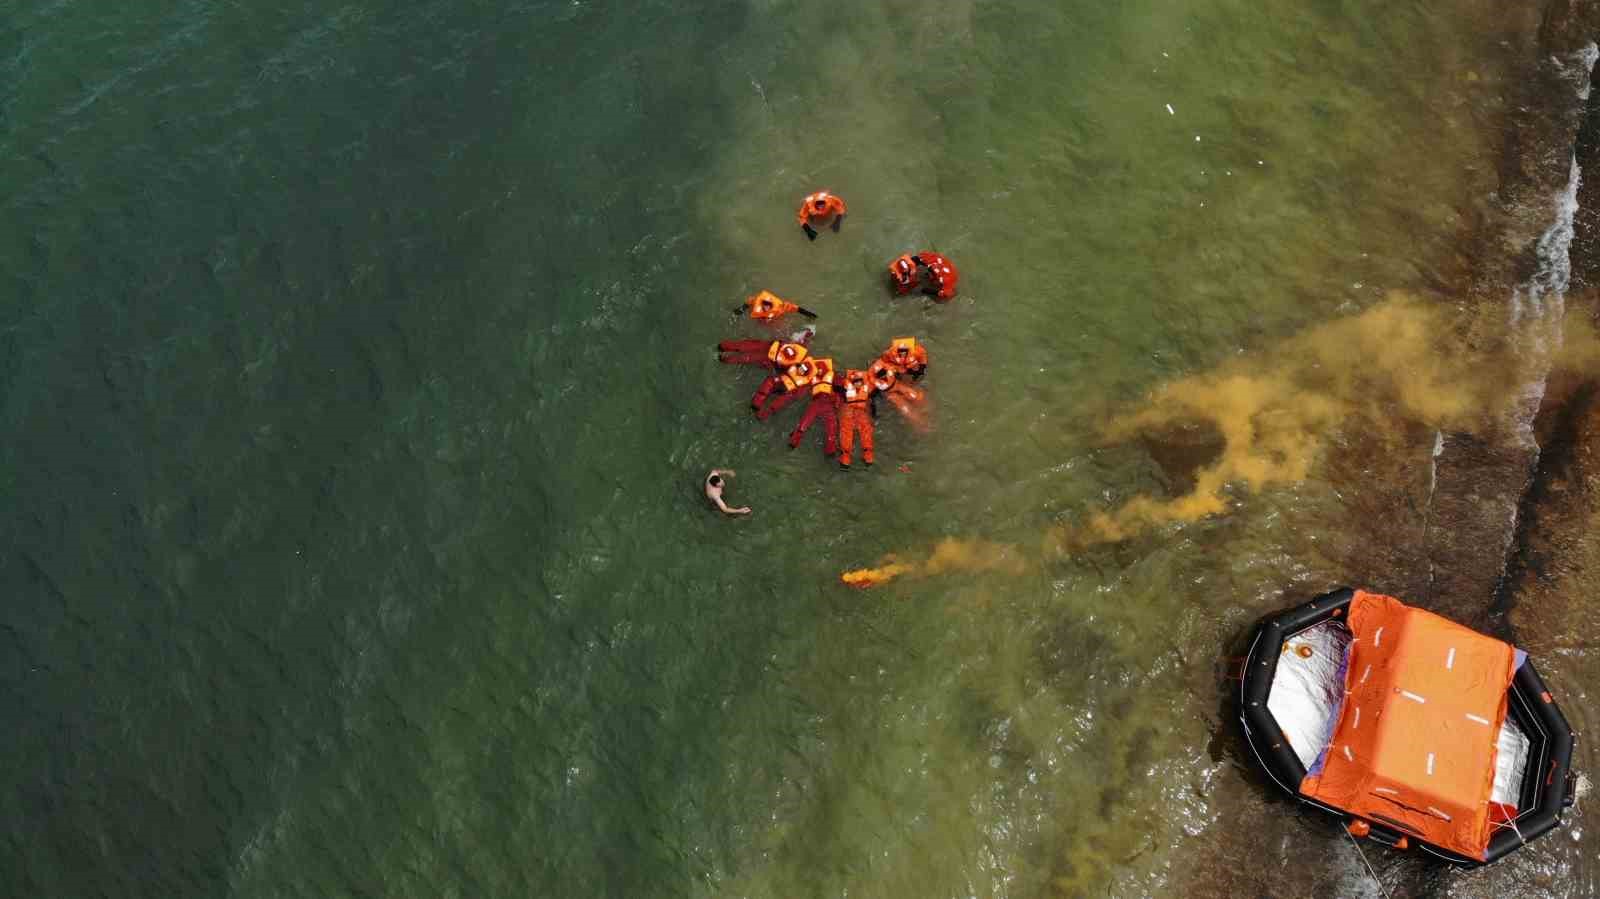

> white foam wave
[1504,43,1598,454]
[1567,41,1599,100]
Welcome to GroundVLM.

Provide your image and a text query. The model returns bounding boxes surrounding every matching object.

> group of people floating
[715,191,960,474]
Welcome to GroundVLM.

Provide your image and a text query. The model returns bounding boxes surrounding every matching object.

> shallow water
[1,1,1594,897]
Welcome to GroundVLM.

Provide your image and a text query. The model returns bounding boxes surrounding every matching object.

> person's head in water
[707,474,722,487]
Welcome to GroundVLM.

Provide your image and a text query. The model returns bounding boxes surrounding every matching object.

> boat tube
[1238,588,1577,865]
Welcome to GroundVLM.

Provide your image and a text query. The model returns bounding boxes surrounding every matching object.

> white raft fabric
[1491,716,1530,807]
[1266,620,1352,769]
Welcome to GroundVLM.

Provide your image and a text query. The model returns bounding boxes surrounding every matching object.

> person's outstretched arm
[712,494,751,515]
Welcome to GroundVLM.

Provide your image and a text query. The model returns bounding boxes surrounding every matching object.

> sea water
[0,2,1586,897]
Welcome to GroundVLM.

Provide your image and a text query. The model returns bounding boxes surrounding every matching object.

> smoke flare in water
[840,538,1024,589]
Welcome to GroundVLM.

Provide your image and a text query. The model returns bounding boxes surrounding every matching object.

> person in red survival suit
[787,357,839,456]
[917,252,959,300]
[744,332,816,410]
[718,328,812,367]
[755,357,821,420]
[797,191,847,241]
[886,252,960,301]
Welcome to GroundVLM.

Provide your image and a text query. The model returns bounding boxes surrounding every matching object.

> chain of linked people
[716,190,960,474]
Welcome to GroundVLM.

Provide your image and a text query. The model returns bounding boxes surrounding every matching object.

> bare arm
[712,495,751,515]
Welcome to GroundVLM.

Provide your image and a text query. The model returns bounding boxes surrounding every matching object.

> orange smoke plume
[1052,292,1491,551]
[840,538,1027,589]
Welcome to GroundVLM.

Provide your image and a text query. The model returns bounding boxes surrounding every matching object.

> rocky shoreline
[1156,3,1600,897]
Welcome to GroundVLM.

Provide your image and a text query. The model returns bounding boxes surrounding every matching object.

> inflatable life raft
[1238,588,1577,865]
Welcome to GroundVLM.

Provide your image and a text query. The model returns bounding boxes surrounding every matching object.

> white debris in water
[1165,103,1174,115]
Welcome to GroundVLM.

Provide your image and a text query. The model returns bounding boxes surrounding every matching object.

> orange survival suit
[879,336,928,380]
[739,290,816,321]
[837,368,877,467]
[869,359,928,432]
[797,191,847,240]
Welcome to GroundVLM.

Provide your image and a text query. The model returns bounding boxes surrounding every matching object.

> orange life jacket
[808,358,836,395]
[768,340,809,366]
[797,191,847,225]
[841,369,873,404]
[780,360,817,392]
[745,290,800,320]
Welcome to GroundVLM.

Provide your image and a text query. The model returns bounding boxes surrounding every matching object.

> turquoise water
[2,1,1590,897]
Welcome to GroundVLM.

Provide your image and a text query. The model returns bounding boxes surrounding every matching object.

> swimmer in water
[704,469,751,516]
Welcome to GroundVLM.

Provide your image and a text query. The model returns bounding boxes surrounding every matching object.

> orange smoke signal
[840,560,912,589]
[839,539,1026,589]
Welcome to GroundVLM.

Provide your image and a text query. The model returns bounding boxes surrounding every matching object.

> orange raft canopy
[1238,588,1577,865]
[1301,593,1514,858]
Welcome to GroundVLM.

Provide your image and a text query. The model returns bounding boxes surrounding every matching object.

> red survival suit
[787,357,839,456]
[756,357,822,420]
[719,335,810,368]
[887,252,959,301]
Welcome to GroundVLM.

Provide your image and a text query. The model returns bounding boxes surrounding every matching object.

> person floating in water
[869,359,929,432]
[704,469,751,516]
[887,252,959,301]
[787,357,840,456]
[718,326,812,368]
[836,368,876,468]
[797,190,846,241]
[878,336,928,380]
[755,357,820,420]
[745,329,816,410]
[735,289,817,321]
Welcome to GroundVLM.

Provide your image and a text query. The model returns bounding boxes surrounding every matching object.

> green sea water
[1,1,1584,897]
